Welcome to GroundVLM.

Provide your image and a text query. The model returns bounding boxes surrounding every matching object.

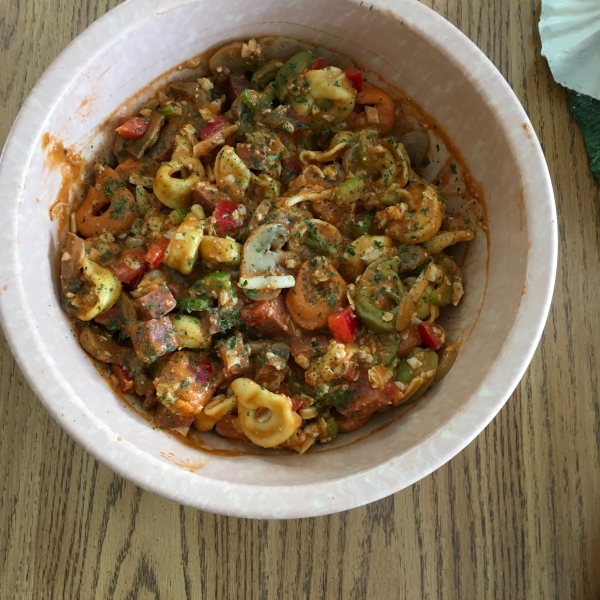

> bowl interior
[3,0,548,516]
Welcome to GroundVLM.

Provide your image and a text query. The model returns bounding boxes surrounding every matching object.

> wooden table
[1,1,598,598]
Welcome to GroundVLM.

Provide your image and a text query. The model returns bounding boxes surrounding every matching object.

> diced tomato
[291,396,304,412]
[198,117,225,140]
[328,306,360,344]
[213,200,243,237]
[112,364,134,393]
[310,57,328,70]
[144,237,170,267]
[115,116,149,139]
[191,359,214,384]
[344,67,363,92]
[111,249,147,284]
[418,322,446,350]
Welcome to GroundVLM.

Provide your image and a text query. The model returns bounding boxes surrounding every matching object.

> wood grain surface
[1,1,599,598]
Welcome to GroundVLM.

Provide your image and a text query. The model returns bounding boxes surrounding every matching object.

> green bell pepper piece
[176,298,212,313]
[354,257,406,333]
[170,208,189,225]
[274,51,314,101]
[334,177,365,207]
[158,104,177,116]
[240,82,276,112]
[380,186,405,206]
[325,417,339,438]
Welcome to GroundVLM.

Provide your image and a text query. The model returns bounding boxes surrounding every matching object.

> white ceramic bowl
[0,0,556,518]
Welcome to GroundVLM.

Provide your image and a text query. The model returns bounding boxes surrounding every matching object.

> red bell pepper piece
[115,116,149,139]
[418,322,446,350]
[344,67,363,92]
[213,200,243,237]
[310,57,328,70]
[110,249,147,284]
[198,117,225,140]
[328,306,360,344]
[144,237,170,267]
[112,364,134,393]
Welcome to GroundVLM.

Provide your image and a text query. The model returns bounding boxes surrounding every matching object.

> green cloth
[568,90,600,184]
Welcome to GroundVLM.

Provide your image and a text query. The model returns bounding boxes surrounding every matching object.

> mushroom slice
[209,40,264,81]
[239,223,295,292]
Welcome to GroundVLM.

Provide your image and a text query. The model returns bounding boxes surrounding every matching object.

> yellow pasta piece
[163,212,205,274]
[77,257,122,321]
[200,236,242,266]
[214,146,251,201]
[169,314,211,350]
[232,378,301,448]
[153,135,205,209]
[194,395,237,431]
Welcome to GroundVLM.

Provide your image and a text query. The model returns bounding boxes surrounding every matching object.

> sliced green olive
[353,256,405,333]
[274,51,314,101]
[395,347,438,403]
[251,59,284,90]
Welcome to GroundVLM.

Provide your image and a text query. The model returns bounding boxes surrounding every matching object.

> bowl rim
[0,0,557,518]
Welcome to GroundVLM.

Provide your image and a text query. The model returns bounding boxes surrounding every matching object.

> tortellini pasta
[163,209,205,274]
[154,134,205,209]
[289,67,356,127]
[232,378,301,448]
[78,257,122,321]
